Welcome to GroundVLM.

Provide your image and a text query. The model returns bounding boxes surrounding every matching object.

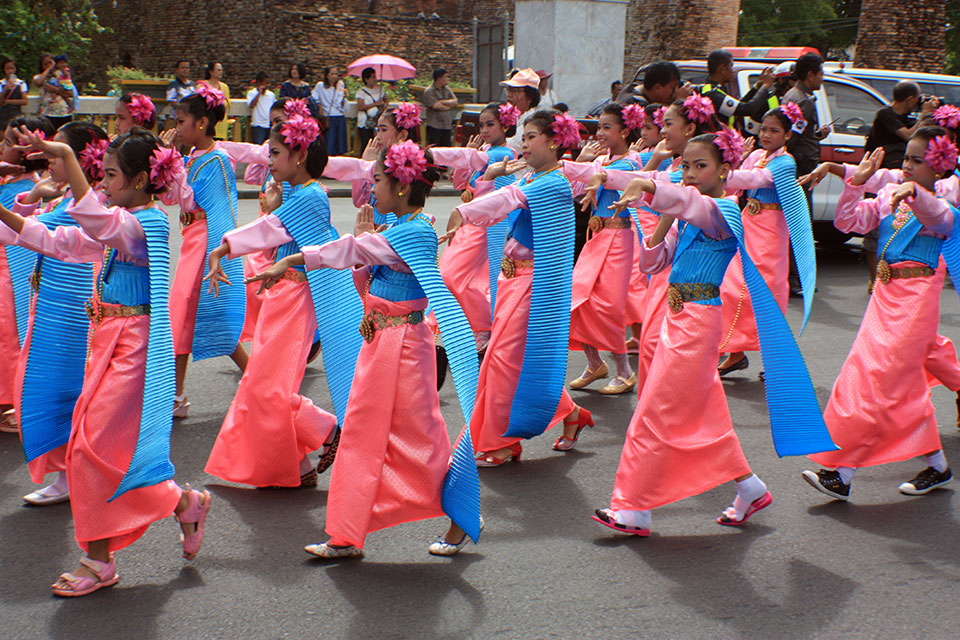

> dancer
[443,110,592,462]
[592,129,833,536]
[114,93,156,135]
[802,127,959,500]
[7,122,108,505]
[247,141,482,558]
[204,115,362,488]
[162,87,247,417]
[0,127,210,596]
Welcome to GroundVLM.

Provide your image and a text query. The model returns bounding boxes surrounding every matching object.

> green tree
[0,1,107,80]
[947,0,960,73]
[738,0,862,56]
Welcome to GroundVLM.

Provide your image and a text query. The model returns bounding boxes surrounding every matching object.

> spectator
[587,80,622,118]
[616,60,691,106]
[165,59,196,126]
[772,61,797,101]
[421,68,458,147]
[313,66,348,155]
[701,49,775,130]
[247,71,276,144]
[279,62,319,119]
[501,68,541,153]
[33,53,75,129]
[536,70,560,109]
[355,67,388,150]
[204,61,231,139]
[0,58,29,130]
[416,0,439,19]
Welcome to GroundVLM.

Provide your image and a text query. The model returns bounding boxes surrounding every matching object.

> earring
[297,160,302,166]
[398,191,404,197]
[550,144,557,150]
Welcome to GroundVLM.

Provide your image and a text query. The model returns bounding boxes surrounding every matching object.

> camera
[920,94,944,106]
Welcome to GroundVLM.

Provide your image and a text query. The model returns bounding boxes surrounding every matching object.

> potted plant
[106,66,171,100]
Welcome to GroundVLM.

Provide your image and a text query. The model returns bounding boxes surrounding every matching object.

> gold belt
[180,209,207,227]
[744,199,782,216]
[666,283,721,313]
[588,215,632,232]
[358,309,425,343]
[501,255,534,279]
[85,300,151,324]
[281,268,308,283]
[877,264,935,284]
[29,269,40,292]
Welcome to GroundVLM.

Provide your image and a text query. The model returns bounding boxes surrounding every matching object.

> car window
[822,80,885,136]
[857,77,896,101]
[919,82,960,107]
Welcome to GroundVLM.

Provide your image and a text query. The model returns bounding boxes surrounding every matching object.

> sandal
[625,337,641,355]
[304,542,364,559]
[591,508,650,537]
[315,429,341,474]
[553,408,594,451]
[475,446,522,468]
[599,373,637,395]
[300,468,319,487]
[51,557,119,597]
[175,485,211,560]
[569,362,610,389]
[717,491,772,526]
[0,409,18,433]
[172,394,190,419]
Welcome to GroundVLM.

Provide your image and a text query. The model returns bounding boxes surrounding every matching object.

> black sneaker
[801,469,850,501]
[899,467,953,496]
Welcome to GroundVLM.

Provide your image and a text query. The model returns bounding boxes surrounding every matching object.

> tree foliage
[0,1,107,77]
[738,0,862,57]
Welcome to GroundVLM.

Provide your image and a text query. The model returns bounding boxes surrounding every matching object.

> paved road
[1,197,958,638]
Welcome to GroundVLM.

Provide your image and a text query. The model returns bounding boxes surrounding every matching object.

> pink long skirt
[611,302,751,511]
[325,293,449,548]
[465,265,576,454]
[68,310,181,553]
[636,269,670,393]
[239,249,275,344]
[0,247,21,404]
[719,207,789,353]
[205,277,336,487]
[169,221,206,355]
[569,227,633,353]
[923,260,960,391]
[623,233,647,326]
[811,262,943,469]
[439,222,493,333]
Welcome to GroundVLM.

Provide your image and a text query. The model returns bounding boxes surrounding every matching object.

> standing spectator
[204,61,231,139]
[772,61,797,101]
[165,59,196,126]
[33,53,74,129]
[279,62,318,119]
[500,68,541,153]
[421,68,458,147]
[246,72,276,145]
[784,52,831,296]
[701,50,775,130]
[587,80,622,118]
[536,70,560,109]
[0,58,29,130]
[355,67,388,150]
[313,66,348,155]
[616,61,691,106]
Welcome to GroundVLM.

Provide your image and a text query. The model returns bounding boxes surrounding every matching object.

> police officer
[700,50,775,132]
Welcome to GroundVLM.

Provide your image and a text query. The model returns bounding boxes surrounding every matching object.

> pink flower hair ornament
[393,102,423,131]
[622,104,647,131]
[195,82,226,109]
[126,94,156,125]
[384,140,429,185]
[79,138,109,180]
[924,135,959,175]
[551,112,583,149]
[682,94,716,125]
[280,115,320,150]
[149,146,184,190]
[779,102,807,134]
[713,127,745,169]
[653,106,667,129]
[284,98,311,120]
[932,104,960,131]
[497,103,521,128]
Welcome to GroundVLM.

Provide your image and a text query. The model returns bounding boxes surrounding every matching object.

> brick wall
[854,0,946,73]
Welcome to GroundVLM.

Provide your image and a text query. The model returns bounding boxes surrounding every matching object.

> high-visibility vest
[702,83,736,127]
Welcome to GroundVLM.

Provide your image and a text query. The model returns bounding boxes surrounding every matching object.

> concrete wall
[515,0,627,115]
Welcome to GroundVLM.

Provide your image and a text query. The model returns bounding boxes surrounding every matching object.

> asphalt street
[1,196,958,639]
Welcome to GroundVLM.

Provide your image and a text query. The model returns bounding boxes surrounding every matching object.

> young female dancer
[247,141,482,558]
[444,110,592,461]
[203,115,361,488]
[0,114,53,428]
[802,127,959,500]
[1,127,210,596]
[7,122,108,506]
[162,87,247,417]
[559,103,646,394]
[717,104,816,376]
[430,101,520,349]
[592,130,831,536]
[115,93,156,135]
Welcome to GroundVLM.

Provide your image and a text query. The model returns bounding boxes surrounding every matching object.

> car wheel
[813,222,853,247]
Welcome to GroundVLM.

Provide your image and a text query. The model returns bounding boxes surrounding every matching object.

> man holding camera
[865,81,937,169]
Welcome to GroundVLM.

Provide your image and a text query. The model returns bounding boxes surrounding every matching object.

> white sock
[37,471,69,496]
[836,466,856,484]
[611,352,633,379]
[583,344,604,372]
[731,474,767,517]
[473,330,490,351]
[299,455,313,475]
[926,451,948,473]
[613,508,651,530]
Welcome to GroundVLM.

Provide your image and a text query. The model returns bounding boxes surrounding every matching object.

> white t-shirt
[312,81,346,117]
[356,86,386,129]
[247,88,276,127]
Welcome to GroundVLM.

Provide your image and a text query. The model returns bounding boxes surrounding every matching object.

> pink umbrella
[347,55,417,81]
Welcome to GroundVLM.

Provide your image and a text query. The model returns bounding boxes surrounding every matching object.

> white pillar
[514,0,628,116]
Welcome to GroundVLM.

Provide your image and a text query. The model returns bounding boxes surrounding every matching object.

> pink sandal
[717,491,772,526]
[51,557,119,597]
[175,486,211,560]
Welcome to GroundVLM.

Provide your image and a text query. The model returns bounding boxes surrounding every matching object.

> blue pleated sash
[481,146,518,321]
[1,179,39,345]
